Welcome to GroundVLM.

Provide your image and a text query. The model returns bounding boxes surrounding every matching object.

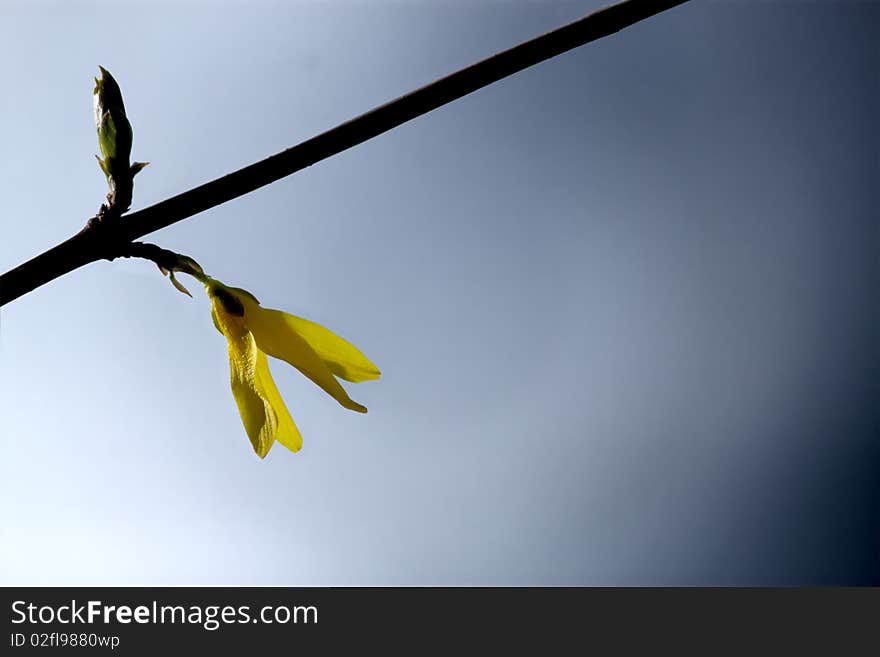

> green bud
[93,66,132,178]
[93,66,146,213]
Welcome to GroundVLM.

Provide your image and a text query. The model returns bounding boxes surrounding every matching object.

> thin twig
[117,242,185,272]
[0,0,689,308]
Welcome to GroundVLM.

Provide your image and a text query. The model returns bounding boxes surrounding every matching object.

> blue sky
[1,1,877,585]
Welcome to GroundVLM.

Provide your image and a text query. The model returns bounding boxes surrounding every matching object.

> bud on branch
[93,66,148,215]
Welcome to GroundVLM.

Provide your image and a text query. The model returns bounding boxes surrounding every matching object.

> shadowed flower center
[212,286,245,316]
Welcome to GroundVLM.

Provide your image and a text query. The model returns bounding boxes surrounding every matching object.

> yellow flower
[204,277,380,458]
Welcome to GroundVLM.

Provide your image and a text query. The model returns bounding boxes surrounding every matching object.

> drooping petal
[225,322,277,458]
[241,301,368,413]
[255,348,302,453]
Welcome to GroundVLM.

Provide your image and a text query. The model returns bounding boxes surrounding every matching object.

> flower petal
[271,314,380,383]
[255,348,302,453]
[226,327,276,458]
[243,303,368,413]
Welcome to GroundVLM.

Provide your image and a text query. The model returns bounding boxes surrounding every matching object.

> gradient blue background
[1,0,877,585]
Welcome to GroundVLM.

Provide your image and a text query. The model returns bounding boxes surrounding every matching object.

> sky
[0,0,877,585]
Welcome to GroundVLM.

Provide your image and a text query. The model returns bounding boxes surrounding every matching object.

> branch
[0,0,689,308]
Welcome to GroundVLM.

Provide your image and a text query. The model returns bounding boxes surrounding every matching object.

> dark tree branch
[0,0,689,308]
